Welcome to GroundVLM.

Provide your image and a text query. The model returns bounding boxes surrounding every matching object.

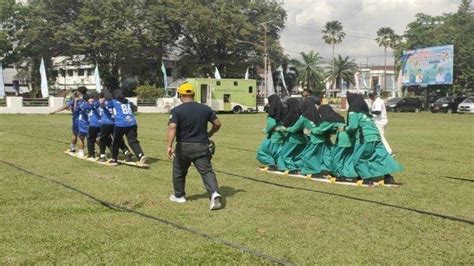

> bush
[135,83,164,99]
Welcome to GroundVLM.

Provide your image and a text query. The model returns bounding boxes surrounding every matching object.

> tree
[322,20,345,95]
[290,51,325,94]
[375,27,398,91]
[325,55,358,92]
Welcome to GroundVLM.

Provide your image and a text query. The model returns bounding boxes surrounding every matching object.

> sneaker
[139,155,148,165]
[97,156,107,163]
[384,174,396,184]
[77,150,85,158]
[210,191,222,210]
[169,194,186,203]
[267,165,278,171]
[106,159,118,166]
[391,153,396,158]
[124,152,133,162]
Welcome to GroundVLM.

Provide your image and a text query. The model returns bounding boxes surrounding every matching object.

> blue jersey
[81,101,101,128]
[100,100,115,125]
[107,99,137,127]
[78,102,90,133]
[67,98,84,121]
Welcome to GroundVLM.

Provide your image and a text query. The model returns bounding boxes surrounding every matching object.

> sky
[280,0,462,66]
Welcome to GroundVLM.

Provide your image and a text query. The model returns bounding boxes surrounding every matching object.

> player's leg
[77,133,86,157]
[125,125,146,164]
[376,124,393,154]
[170,143,192,202]
[70,120,79,153]
[192,144,221,210]
[86,127,96,158]
[98,124,113,161]
[111,126,126,163]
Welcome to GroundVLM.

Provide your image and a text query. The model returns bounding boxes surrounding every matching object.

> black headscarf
[114,89,128,104]
[283,98,301,127]
[318,105,345,125]
[267,94,283,122]
[347,93,370,115]
[301,98,320,125]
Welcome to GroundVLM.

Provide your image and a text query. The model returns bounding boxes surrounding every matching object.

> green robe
[256,117,285,166]
[329,122,358,179]
[345,112,403,179]
[276,116,308,171]
[298,121,335,175]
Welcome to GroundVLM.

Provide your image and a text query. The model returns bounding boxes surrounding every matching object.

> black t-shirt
[169,102,217,143]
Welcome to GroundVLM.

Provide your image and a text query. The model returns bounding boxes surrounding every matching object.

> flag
[279,66,288,96]
[40,58,49,98]
[94,65,102,92]
[354,71,360,93]
[0,63,4,98]
[161,61,168,91]
[214,66,221,79]
[266,64,274,96]
[244,67,249,80]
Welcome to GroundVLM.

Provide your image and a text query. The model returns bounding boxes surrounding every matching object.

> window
[67,69,74,77]
[87,68,93,76]
[216,81,221,86]
[52,70,59,79]
[60,69,66,77]
[166,68,172,77]
[234,81,238,86]
[78,69,85,76]
[224,94,231,103]
[248,86,253,94]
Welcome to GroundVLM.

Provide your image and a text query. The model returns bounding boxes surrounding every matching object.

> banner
[40,58,49,98]
[161,61,168,91]
[266,64,274,96]
[0,63,4,98]
[401,45,453,86]
[94,65,102,92]
[244,67,249,80]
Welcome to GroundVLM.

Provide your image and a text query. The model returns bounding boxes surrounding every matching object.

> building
[341,65,398,97]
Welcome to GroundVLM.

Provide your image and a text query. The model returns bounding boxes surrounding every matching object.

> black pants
[87,126,101,157]
[172,142,219,198]
[99,124,128,155]
[112,125,144,160]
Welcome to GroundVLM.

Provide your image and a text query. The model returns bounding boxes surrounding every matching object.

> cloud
[280,0,460,65]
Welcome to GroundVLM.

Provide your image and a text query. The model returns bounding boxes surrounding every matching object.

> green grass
[0,112,473,264]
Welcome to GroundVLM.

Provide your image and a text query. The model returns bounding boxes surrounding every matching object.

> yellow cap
[177,83,195,95]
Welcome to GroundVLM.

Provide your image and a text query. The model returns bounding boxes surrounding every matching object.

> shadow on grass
[186,186,246,209]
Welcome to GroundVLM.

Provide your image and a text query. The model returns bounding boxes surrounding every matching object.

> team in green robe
[256,94,403,184]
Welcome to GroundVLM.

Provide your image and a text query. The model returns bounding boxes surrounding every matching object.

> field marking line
[0,159,293,266]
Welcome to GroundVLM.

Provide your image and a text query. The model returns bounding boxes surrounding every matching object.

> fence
[22,98,50,107]
[137,99,157,107]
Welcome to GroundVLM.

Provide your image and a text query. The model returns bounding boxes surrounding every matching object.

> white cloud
[280,0,460,65]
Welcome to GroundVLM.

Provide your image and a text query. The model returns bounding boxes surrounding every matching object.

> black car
[431,96,467,113]
[385,97,423,112]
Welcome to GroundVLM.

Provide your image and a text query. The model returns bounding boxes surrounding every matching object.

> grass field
[0,111,473,264]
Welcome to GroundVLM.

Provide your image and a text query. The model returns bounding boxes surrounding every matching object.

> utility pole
[262,22,269,98]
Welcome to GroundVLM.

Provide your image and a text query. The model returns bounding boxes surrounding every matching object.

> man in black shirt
[167,83,222,210]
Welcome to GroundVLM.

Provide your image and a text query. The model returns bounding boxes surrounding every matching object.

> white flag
[40,58,49,98]
[214,66,221,79]
[94,65,102,93]
[266,64,274,96]
[161,61,168,90]
[0,63,5,98]
[354,71,360,93]
[244,67,249,80]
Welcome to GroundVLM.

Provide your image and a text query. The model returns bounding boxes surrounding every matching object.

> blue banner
[401,45,453,86]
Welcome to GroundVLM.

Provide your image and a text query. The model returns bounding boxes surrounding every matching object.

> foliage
[290,51,325,93]
[325,55,358,90]
[375,27,400,91]
[135,83,165,100]
[1,0,287,91]
[321,20,345,58]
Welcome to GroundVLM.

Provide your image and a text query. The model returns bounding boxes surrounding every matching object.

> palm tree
[290,51,325,94]
[325,55,358,92]
[376,27,397,92]
[322,20,345,95]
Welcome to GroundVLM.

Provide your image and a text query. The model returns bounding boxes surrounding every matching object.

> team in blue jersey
[51,86,147,166]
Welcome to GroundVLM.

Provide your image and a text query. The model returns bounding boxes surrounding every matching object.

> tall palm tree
[290,51,325,94]
[376,27,397,92]
[325,55,358,92]
[322,20,345,95]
